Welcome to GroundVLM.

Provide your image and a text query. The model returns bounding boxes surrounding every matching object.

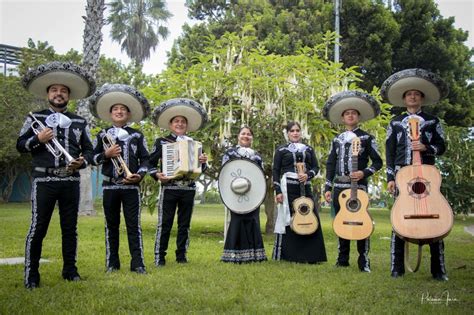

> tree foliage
[107,0,172,66]
[143,31,391,232]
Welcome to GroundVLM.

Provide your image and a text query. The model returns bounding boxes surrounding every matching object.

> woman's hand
[275,193,284,204]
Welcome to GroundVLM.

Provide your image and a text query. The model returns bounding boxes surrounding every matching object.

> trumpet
[28,112,75,164]
[102,133,133,178]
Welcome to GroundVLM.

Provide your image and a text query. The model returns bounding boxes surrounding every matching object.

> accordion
[162,140,202,180]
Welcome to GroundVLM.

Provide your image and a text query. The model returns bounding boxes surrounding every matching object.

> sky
[0,0,473,75]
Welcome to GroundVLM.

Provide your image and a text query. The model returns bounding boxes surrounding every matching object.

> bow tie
[45,112,72,128]
[108,127,129,141]
[176,135,193,141]
[237,146,255,158]
[288,142,307,153]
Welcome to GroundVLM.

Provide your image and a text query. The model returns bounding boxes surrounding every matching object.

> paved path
[464,225,474,236]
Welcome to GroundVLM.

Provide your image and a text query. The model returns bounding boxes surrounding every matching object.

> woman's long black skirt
[272,183,327,263]
[221,207,267,263]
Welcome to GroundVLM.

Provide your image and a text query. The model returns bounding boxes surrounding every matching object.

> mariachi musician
[17,61,95,289]
[149,99,208,266]
[90,84,150,274]
[323,91,383,272]
[381,68,449,281]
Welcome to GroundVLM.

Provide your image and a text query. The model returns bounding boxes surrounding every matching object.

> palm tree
[77,0,106,216]
[108,0,172,66]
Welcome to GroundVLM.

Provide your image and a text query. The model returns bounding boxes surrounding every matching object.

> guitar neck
[296,162,306,197]
[350,155,358,200]
[412,142,422,166]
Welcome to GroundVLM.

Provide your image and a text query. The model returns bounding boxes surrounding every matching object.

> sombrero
[218,159,266,214]
[380,68,448,107]
[22,61,96,99]
[323,90,380,124]
[89,84,150,123]
[152,98,208,132]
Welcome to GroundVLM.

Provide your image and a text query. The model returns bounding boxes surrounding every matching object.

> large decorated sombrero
[380,68,448,107]
[22,61,96,99]
[152,98,208,132]
[218,159,266,214]
[89,84,150,123]
[323,90,380,124]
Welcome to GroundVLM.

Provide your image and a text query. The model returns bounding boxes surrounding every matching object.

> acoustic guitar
[333,137,374,240]
[391,117,453,271]
[290,161,319,235]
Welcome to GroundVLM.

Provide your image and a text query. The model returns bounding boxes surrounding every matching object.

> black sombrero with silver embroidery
[89,83,150,123]
[152,98,208,132]
[22,61,96,99]
[380,68,448,107]
[323,90,380,124]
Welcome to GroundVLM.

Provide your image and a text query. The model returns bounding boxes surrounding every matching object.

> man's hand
[324,191,332,202]
[198,153,208,164]
[37,128,54,143]
[105,144,121,158]
[411,140,427,152]
[122,174,142,185]
[68,157,84,170]
[275,193,283,204]
[156,172,170,183]
[350,170,364,181]
[387,181,396,195]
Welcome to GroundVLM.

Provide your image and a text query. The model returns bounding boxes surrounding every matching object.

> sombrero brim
[22,61,95,99]
[153,98,208,132]
[89,84,150,123]
[381,68,448,107]
[323,90,380,124]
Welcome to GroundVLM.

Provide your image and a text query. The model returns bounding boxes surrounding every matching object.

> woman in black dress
[221,126,267,263]
[272,121,327,263]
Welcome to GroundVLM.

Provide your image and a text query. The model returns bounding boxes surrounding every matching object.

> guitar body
[291,196,319,235]
[391,164,453,244]
[333,188,373,240]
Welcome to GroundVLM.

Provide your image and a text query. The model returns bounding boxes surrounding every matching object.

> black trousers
[332,187,370,270]
[390,231,447,276]
[25,177,80,285]
[154,186,195,264]
[103,185,145,270]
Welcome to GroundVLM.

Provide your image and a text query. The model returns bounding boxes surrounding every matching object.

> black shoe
[176,258,188,264]
[63,274,81,282]
[106,267,119,273]
[156,260,166,267]
[132,267,147,274]
[433,273,449,281]
[360,266,371,273]
[25,282,39,290]
[335,262,349,268]
[391,271,404,278]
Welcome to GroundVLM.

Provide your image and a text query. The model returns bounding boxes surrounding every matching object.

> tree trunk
[264,178,276,234]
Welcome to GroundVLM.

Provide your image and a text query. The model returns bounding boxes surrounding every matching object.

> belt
[164,179,194,187]
[102,175,127,185]
[334,175,351,183]
[34,167,76,178]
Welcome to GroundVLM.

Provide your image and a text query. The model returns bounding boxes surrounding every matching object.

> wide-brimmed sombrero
[323,90,380,124]
[152,98,208,132]
[22,61,96,99]
[89,84,150,123]
[380,68,448,107]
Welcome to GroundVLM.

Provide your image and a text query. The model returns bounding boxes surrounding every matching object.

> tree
[143,31,389,233]
[108,0,172,66]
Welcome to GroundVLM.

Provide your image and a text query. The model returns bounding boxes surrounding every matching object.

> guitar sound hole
[299,205,310,215]
[346,199,361,212]
[412,182,426,194]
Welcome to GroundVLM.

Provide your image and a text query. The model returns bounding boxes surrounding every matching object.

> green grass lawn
[1,202,473,314]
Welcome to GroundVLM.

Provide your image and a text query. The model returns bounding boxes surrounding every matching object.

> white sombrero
[89,84,150,123]
[218,159,266,214]
[381,68,448,107]
[22,61,96,99]
[323,90,380,124]
[153,98,208,132]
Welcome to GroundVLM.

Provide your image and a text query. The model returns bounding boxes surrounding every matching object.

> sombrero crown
[22,61,96,99]
[153,98,208,132]
[380,68,448,107]
[89,83,150,123]
[323,90,380,124]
